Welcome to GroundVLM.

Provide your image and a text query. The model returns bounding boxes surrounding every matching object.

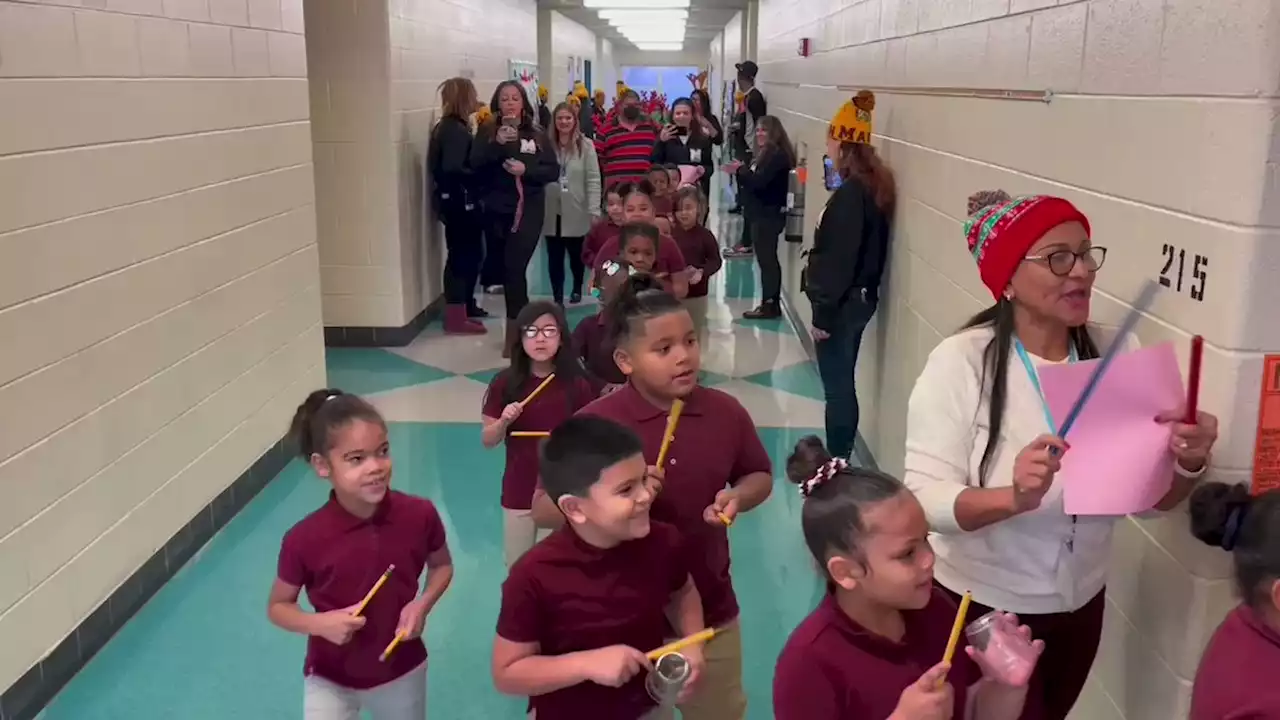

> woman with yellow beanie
[801,90,896,460]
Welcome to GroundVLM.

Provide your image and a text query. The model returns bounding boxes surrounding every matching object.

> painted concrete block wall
[755,0,1280,718]
[310,0,537,328]
[596,37,618,98]
[549,10,597,98]
[0,0,324,693]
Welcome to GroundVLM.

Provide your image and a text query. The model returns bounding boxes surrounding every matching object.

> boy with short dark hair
[492,417,706,720]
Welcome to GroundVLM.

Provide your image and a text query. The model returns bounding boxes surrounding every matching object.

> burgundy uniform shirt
[592,232,686,278]
[773,589,981,719]
[484,371,594,509]
[277,490,446,690]
[497,521,689,720]
[575,384,770,627]
[1190,604,1280,720]
[671,224,723,298]
[572,313,626,387]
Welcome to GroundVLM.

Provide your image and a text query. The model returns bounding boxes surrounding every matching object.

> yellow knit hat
[572,81,589,99]
[593,88,606,103]
[537,84,548,101]
[829,90,875,144]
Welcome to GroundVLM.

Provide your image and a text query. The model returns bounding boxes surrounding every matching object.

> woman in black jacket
[803,91,895,459]
[471,80,560,354]
[727,115,795,319]
[429,77,488,334]
[652,97,715,199]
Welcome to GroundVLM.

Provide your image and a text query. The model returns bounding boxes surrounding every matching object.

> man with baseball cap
[725,60,769,256]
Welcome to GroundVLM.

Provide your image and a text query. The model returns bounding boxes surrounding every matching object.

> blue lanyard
[1013,339,1078,433]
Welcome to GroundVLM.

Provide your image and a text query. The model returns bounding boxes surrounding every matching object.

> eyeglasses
[1024,246,1107,277]
[523,325,560,339]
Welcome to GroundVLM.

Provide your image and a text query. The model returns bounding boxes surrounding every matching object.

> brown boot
[502,319,518,358]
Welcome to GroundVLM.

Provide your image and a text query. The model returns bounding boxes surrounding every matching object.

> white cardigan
[904,323,1139,615]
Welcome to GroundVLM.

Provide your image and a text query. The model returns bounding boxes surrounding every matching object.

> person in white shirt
[903,189,1221,720]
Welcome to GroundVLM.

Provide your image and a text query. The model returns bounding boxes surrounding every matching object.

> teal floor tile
[744,362,826,402]
[720,259,760,300]
[44,423,824,720]
[326,348,454,396]
[733,314,796,334]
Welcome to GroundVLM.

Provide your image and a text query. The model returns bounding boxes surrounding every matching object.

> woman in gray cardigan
[543,102,602,304]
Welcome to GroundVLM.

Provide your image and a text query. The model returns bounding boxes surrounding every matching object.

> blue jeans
[813,296,876,459]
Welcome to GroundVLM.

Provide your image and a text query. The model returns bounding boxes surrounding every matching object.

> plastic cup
[964,611,1036,686]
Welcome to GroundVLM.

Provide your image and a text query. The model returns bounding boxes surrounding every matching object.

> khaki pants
[676,620,746,720]
[685,295,709,340]
[504,507,552,567]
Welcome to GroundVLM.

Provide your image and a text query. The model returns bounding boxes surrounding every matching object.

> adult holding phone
[902,189,1221,720]
[652,97,715,200]
[471,80,560,356]
[802,91,895,459]
[725,61,767,256]
[543,102,601,305]
[724,116,794,320]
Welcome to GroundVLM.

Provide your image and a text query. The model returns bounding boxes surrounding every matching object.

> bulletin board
[508,60,540,107]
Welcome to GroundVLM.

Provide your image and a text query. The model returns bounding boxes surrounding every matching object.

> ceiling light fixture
[584,0,689,7]
[599,9,688,23]
[633,42,685,52]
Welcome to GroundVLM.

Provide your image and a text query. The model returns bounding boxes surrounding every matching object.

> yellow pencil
[510,431,551,438]
[351,565,395,617]
[520,373,556,407]
[379,630,407,662]
[654,399,685,468]
[716,512,733,527]
[939,591,971,686]
[646,627,717,661]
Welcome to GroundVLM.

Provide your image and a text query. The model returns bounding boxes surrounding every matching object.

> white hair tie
[799,457,849,497]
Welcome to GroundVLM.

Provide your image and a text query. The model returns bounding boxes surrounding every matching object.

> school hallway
[34,220,830,719]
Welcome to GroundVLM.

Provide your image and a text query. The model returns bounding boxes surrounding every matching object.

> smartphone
[675,126,688,137]
[822,155,842,191]
[501,116,519,128]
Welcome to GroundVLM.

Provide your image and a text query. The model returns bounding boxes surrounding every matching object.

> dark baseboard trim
[323,296,445,347]
[0,438,292,720]
[778,292,879,470]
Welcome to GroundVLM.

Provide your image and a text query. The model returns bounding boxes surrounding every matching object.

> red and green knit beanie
[964,191,1091,299]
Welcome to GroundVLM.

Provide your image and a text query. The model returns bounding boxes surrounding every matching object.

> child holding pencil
[269,389,454,719]
[482,300,595,566]
[773,436,1042,720]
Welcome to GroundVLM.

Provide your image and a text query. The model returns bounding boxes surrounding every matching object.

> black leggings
[545,233,585,301]
[751,208,786,302]
[483,201,546,320]
[440,204,482,305]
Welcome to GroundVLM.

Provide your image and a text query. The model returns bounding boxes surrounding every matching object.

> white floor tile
[714,380,827,428]
[367,376,491,423]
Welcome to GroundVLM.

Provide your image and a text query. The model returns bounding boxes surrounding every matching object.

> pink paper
[1038,341,1185,516]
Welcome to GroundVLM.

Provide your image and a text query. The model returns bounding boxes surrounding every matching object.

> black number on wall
[1158,244,1207,302]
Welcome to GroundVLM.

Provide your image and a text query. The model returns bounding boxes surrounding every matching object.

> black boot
[467,299,490,319]
[742,301,781,320]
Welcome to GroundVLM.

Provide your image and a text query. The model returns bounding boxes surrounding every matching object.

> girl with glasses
[481,301,594,566]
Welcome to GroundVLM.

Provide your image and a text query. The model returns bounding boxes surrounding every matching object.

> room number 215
[1158,244,1208,302]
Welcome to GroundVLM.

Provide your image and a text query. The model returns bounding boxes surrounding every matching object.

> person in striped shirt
[594,89,659,190]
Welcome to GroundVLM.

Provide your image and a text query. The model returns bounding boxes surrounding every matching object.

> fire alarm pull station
[798,38,811,57]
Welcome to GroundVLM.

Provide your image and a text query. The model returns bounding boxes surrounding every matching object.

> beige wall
[0,0,324,693]
[549,10,597,99]
[759,1,1280,718]
[310,0,537,328]
[596,37,617,99]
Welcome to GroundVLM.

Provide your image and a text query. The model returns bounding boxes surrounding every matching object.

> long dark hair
[960,299,1099,485]
[691,89,715,121]
[670,97,703,140]
[487,80,536,131]
[756,115,796,169]
[496,300,587,408]
[836,143,896,215]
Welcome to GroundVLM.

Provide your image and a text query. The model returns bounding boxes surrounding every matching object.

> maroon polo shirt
[484,371,594,510]
[583,221,621,269]
[671,224,723,298]
[773,589,981,719]
[1190,604,1280,719]
[593,232,686,278]
[572,313,626,387]
[497,521,689,720]
[277,490,447,690]
[576,384,771,627]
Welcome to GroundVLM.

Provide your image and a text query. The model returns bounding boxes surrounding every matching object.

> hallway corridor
[39,229,828,719]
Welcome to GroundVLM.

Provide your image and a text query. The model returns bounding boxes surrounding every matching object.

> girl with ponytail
[1188,483,1280,719]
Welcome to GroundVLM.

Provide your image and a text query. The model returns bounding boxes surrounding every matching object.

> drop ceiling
[539,0,748,52]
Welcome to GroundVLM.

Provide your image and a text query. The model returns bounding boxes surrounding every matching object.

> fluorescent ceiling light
[633,43,685,52]
[621,30,687,43]
[599,9,688,22]
[585,0,688,7]
[617,23,686,36]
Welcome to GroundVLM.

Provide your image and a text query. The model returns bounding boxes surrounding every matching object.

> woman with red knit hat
[902,191,1221,719]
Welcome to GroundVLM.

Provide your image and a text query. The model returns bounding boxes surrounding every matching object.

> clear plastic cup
[964,611,1036,686]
